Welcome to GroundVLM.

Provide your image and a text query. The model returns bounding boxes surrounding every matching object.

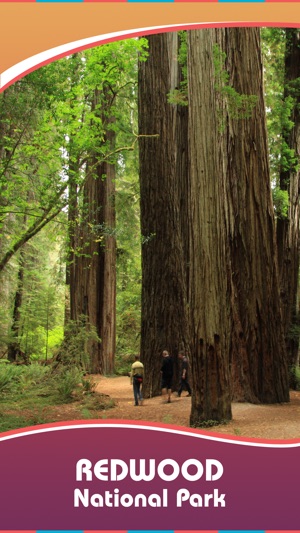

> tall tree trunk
[65,134,79,327]
[7,246,25,362]
[176,35,190,308]
[139,33,190,397]
[224,28,289,403]
[0,87,19,356]
[276,29,300,384]
[73,87,116,374]
[65,54,83,329]
[187,29,232,424]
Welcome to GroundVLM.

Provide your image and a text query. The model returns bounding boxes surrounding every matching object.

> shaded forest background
[0,27,299,427]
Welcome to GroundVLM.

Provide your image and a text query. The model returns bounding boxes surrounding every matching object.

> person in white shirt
[130,355,144,406]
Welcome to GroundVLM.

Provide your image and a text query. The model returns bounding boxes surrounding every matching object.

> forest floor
[94,375,300,440]
[2,374,300,439]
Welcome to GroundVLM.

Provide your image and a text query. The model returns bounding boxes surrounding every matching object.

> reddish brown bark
[188,28,232,424]
[139,33,190,397]
[224,28,289,403]
[276,29,300,382]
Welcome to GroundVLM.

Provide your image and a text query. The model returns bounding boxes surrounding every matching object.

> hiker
[178,351,192,397]
[160,349,174,403]
[130,355,144,406]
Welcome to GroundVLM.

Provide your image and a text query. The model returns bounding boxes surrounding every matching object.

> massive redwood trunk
[276,29,300,383]
[224,28,289,403]
[139,33,190,397]
[188,29,232,424]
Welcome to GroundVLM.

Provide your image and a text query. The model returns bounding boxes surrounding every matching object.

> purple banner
[0,421,298,530]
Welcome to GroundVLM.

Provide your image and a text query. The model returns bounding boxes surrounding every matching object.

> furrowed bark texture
[225,28,289,402]
[276,29,300,379]
[73,88,116,374]
[188,29,232,424]
[139,33,190,397]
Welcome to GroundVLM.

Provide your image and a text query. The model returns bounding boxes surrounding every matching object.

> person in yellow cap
[130,355,144,406]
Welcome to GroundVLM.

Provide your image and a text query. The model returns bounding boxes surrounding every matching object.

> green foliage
[115,353,135,376]
[0,363,50,394]
[6,229,66,361]
[262,28,300,185]
[168,32,188,107]
[17,363,50,391]
[0,38,150,374]
[167,89,188,107]
[115,113,142,363]
[289,365,300,391]
[192,419,228,429]
[0,364,18,392]
[141,232,156,245]
[56,316,101,371]
[287,321,300,343]
[162,415,174,424]
[272,187,289,219]
[213,44,258,123]
[55,366,84,401]
[0,362,113,431]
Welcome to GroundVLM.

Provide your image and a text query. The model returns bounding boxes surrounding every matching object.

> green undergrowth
[0,362,114,433]
[191,419,229,429]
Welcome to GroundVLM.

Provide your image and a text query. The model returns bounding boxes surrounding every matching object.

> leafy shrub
[82,376,97,394]
[0,363,51,394]
[289,365,300,390]
[55,316,101,372]
[17,364,51,391]
[115,353,135,376]
[56,367,84,401]
[191,419,228,429]
[0,365,19,393]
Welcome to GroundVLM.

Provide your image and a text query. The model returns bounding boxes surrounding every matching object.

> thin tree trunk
[7,246,25,362]
[65,134,79,327]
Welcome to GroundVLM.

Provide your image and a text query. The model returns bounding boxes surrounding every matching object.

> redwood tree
[72,86,116,374]
[138,32,190,397]
[276,29,300,381]
[187,28,232,424]
[224,28,289,403]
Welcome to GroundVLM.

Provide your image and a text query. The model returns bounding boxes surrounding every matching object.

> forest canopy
[0,27,299,425]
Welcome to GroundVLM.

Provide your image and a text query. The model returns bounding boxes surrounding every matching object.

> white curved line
[0,23,205,90]
[0,422,299,448]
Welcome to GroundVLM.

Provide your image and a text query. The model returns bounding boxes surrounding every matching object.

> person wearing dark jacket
[161,350,174,403]
[178,352,192,397]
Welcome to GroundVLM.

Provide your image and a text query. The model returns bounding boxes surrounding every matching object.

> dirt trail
[96,375,300,440]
